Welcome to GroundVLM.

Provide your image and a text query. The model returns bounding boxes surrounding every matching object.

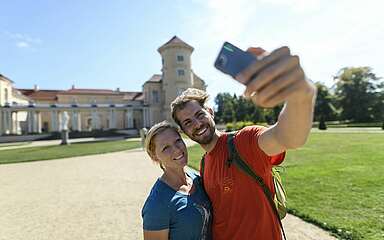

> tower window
[152,90,159,103]
[177,69,185,76]
[177,55,184,62]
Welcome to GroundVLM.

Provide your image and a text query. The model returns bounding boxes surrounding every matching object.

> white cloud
[16,41,30,48]
[181,0,383,99]
[260,0,321,13]
[3,31,42,49]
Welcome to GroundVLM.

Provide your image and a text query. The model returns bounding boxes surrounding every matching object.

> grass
[0,140,141,164]
[187,132,384,240]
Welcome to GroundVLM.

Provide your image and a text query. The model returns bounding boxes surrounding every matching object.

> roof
[0,74,14,83]
[18,89,60,101]
[12,89,30,101]
[145,74,162,84]
[158,36,194,53]
[123,92,143,101]
[18,88,144,101]
[61,88,118,95]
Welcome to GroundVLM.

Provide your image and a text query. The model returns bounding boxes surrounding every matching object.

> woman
[142,121,212,240]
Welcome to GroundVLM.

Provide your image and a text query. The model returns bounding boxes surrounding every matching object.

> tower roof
[158,36,194,53]
[0,74,14,83]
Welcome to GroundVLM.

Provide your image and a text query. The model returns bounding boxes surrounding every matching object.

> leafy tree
[334,67,382,122]
[314,82,338,122]
[214,93,235,123]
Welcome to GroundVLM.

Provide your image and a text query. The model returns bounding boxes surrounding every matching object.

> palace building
[0,36,206,136]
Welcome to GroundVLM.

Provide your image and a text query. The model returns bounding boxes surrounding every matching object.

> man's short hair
[171,88,209,126]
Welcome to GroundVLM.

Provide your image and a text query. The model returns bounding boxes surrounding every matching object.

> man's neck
[200,129,223,153]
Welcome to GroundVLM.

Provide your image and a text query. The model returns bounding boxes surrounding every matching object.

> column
[51,110,58,132]
[143,108,150,128]
[34,111,42,133]
[10,111,16,134]
[0,110,4,135]
[109,109,116,129]
[91,110,100,130]
[14,111,21,135]
[2,109,12,135]
[27,110,34,133]
[71,111,81,131]
[58,111,62,131]
[126,109,133,128]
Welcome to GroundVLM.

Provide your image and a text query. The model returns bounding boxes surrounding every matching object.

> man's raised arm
[236,46,317,156]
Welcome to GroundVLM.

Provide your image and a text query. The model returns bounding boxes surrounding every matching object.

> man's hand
[236,46,316,108]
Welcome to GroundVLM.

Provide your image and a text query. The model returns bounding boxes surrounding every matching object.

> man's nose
[192,118,203,129]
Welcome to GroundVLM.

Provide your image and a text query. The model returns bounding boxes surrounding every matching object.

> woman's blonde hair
[144,121,181,169]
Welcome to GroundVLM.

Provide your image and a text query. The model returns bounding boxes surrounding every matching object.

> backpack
[200,131,287,239]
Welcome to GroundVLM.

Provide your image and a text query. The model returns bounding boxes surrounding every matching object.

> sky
[1,0,383,105]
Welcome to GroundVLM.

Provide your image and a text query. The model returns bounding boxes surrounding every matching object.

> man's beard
[189,124,215,145]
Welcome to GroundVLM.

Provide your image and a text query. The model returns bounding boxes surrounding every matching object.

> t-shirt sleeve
[237,126,286,167]
[142,190,170,231]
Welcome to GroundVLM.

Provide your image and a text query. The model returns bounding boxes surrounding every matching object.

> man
[170,46,316,240]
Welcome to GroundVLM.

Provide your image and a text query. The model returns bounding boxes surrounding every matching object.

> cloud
[260,0,321,13]
[16,41,30,48]
[182,0,383,92]
[3,31,42,49]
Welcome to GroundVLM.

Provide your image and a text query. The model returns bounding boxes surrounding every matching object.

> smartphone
[214,42,257,84]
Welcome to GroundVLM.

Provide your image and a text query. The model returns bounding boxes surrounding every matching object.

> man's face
[175,101,216,144]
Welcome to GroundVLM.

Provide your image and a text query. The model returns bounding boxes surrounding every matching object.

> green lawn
[0,140,141,164]
[187,132,384,240]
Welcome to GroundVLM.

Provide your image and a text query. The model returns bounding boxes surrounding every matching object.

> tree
[214,93,235,123]
[334,67,382,122]
[314,82,338,123]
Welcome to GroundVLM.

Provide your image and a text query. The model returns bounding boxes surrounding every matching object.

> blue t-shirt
[142,170,212,240]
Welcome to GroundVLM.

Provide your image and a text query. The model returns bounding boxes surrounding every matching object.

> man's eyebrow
[195,110,204,116]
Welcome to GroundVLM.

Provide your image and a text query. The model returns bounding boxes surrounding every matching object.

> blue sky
[1,0,382,105]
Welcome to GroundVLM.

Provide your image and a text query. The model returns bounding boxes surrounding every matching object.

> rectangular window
[177,55,184,62]
[152,90,159,103]
[177,69,185,76]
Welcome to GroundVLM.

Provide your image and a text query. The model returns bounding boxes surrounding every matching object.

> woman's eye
[162,146,169,152]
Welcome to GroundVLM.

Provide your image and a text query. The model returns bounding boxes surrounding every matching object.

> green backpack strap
[200,153,207,189]
[226,132,287,240]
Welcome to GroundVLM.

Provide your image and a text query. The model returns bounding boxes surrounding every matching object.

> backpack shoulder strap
[227,133,271,197]
[200,153,207,187]
[226,131,287,240]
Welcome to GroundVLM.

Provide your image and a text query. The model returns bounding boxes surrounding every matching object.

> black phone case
[214,42,257,84]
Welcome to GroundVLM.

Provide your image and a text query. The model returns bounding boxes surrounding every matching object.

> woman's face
[153,128,188,170]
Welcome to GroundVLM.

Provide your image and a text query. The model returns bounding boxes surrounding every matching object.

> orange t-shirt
[201,126,285,240]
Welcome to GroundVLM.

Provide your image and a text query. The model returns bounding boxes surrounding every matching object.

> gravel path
[0,146,337,240]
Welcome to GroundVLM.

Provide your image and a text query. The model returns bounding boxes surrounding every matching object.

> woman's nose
[173,145,183,155]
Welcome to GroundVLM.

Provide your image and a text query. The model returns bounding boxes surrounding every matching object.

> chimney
[34,84,39,91]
